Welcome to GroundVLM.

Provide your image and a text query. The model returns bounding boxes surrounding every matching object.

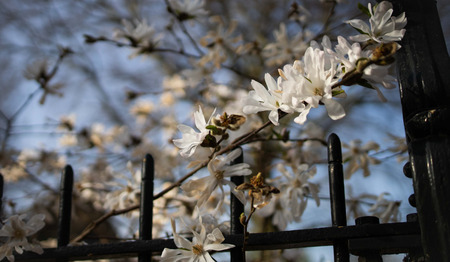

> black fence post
[230,148,244,262]
[328,133,349,262]
[139,154,154,262]
[57,165,73,248]
[391,0,450,260]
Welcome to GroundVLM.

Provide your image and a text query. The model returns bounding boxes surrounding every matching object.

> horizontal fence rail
[13,222,420,261]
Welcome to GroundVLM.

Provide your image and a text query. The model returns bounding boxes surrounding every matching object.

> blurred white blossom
[278,164,320,219]
[113,19,162,57]
[342,139,381,178]
[198,16,242,68]
[262,23,310,66]
[130,100,155,124]
[0,214,45,262]
[57,114,76,131]
[181,149,252,208]
[168,0,208,20]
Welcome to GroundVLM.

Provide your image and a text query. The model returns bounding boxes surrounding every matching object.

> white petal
[204,243,235,252]
[268,110,280,126]
[349,34,372,43]
[250,80,277,106]
[264,73,278,92]
[346,19,370,34]
[323,98,346,120]
[293,106,311,125]
[194,106,207,131]
[243,104,269,114]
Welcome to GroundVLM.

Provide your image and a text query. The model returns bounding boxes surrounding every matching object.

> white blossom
[347,1,407,44]
[129,100,155,124]
[342,139,381,179]
[103,162,141,214]
[169,0,209,19]
[278,164,320,219]
[0,214,45,262]
[262,23,310,66]
[181,148,252,208]
[243,73,293,126]
[331,36,396,101]
[198,16,241,68]
[173,106,215,158]
[256,193,293,230]
[57,114,76,131]
[161,218,234,262]
[279,46,346,124]
[113,19,162,58]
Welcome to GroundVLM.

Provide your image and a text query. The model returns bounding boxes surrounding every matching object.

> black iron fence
[0,134,422,262]
[1,0,449,261]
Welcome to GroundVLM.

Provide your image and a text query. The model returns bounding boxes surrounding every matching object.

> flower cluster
[243,1,406,126]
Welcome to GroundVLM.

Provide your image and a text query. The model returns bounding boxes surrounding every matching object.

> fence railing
[1,133,422,262]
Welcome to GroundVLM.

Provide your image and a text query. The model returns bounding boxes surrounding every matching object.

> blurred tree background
[0,0,449,261]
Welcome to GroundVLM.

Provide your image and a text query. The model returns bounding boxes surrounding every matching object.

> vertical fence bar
[139,154,154,262]
[58,165,74,248]
[230,148,244,262]
[355,216,382,262]
[327,133,349,262]
[391,0,450,260]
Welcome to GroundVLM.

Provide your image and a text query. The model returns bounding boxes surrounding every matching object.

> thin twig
[243,137,327,146]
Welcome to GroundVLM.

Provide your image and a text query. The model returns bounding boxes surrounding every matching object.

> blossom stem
[217,111,288,155]
[241,197,257,262]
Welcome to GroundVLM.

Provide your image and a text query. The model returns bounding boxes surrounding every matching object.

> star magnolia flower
[278,164,320,218]
[169,0,209,19]
[0,214,46,262]
[198,16,241,68]
[114,19,161,46]
[173,106,215,158]
[113,19,163,58]
[256,193,293,230]
[161,218,234,262]
[280,46,345,124]
[178,206,229,236]
[181,148,252,208]
[243,73,293,126]
[262,23,310,66]
[347,1,407,44]
[342,139,381,179]
[331,36,396,101]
